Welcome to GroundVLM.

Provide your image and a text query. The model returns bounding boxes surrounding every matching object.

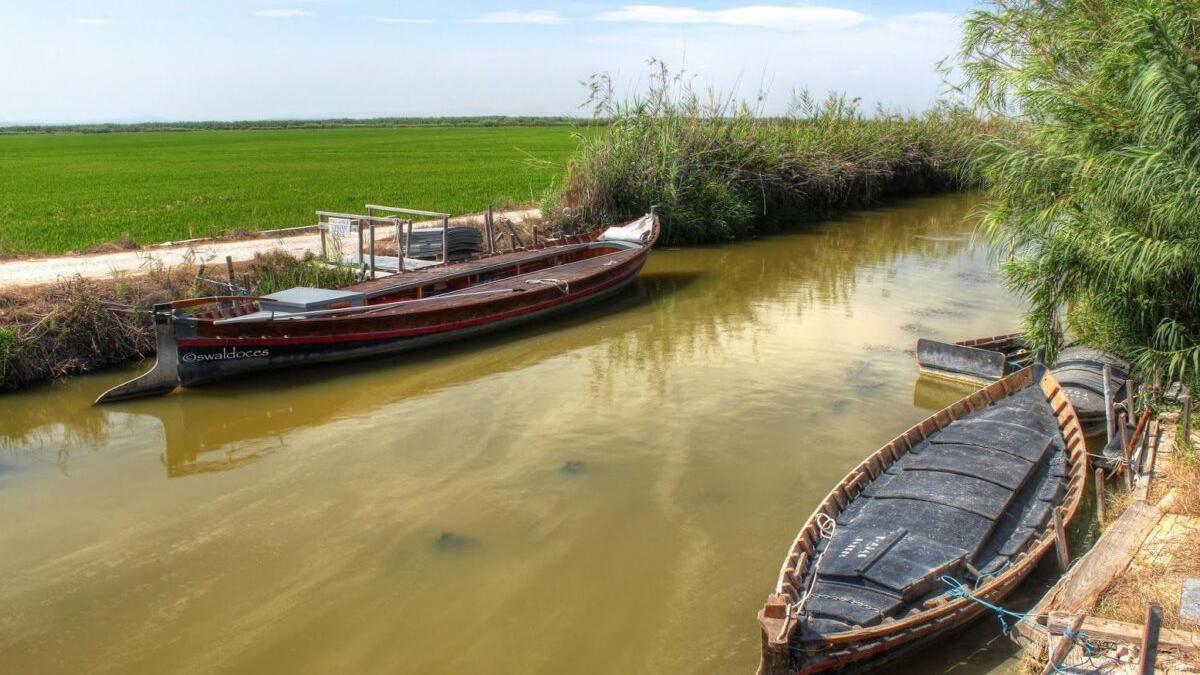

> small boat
[758,364,1086,674]
[915,333,1031,384]
[1050,345,1130,440]
[96,213,658,403]
[917,333,1128,440]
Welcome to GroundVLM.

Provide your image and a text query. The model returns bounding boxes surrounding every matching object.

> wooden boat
[96,213,658,403]
[915,333,1031,384]
[1050,345,1130,440]
[758,364,1087,674]
[917,333,1127,440]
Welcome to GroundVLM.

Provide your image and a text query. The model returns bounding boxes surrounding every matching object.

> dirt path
[0,209,541,289]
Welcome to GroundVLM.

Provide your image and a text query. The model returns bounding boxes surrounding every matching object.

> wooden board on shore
[1045,614,1200,653]
[1015,496,1168,652]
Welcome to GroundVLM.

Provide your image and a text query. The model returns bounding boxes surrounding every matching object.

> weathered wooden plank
[1042,611,1086,675]
[1017,497,1167,653]
[1053,507,1070,572]
[1045,614,1200,653]
[1042,500,1162,613]
[1134,422,1161,503]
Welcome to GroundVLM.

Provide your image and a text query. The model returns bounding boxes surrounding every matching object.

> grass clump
[0,277,162,391]
[544,62,988,245]
[961,0,1200,386]
[248,251,358,297]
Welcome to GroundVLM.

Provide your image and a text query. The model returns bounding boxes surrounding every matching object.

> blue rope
[940,576,1106,673]
[939,575,1032,634]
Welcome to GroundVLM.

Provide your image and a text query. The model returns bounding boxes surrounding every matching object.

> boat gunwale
[173,253,651,348]
[759,364,1087,663]
[165,216,659,328]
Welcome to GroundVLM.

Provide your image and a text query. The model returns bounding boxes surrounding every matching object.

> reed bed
[545,64,990,245]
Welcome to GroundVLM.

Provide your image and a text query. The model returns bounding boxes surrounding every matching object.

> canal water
[1,193,1027,674]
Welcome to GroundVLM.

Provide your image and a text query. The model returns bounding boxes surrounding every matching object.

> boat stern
[94,305,181,404]
[758,593,801,675]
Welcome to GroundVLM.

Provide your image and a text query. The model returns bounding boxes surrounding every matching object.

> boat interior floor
[343,242,596,300]
[794,386,1070,640]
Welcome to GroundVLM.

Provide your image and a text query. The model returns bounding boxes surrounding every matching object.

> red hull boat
[97,213,658,403]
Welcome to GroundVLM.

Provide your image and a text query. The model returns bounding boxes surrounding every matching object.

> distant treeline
[0,116,604,135]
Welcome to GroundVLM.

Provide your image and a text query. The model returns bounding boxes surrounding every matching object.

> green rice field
[0,127,584,255]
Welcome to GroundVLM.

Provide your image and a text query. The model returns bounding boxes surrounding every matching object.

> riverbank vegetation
[962,0,1200,387]
[0,253,352,391]
[544,63,992,245]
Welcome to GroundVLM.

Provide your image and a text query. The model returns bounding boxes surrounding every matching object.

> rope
[785,513,838,628]
[939,576,1119,673]
[526,278,569,295]
[940,575,1033,635]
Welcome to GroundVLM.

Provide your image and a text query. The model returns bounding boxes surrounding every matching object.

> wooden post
[486,207,495,254]
[1120,411,1134,491]
[1143,422,1160,489]
[241,274,251,297]
[1042,611,1087,675]
[1103,364,1115,444]
[1053,507,1070,572]
[1127,379,1137,421]
[442,216,449,264]
[1138,417,1151,474]
[356,218,364,266]
[368,221,376,280]
[1094,467,1106,523]
[1183,394,1193,443]
[319,219,327,261]
[395,219,402,264]
[1140,602,1162,675]
[533,225,539,249]
[404,221,413,273]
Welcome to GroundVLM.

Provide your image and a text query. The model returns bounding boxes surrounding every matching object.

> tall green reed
[545,61,986,245]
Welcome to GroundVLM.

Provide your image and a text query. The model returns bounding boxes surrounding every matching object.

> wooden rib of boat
[915,333,1031,384]
[758,364,1087,674]
[96,213,658,403]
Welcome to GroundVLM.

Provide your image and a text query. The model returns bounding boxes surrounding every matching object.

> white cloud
[368,16,435,25]
[72,17,114,26]
[470,10,567,25]
[255,9,313,18]
[595,4,868,31]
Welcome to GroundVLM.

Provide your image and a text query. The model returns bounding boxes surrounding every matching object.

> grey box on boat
[259,287,365,313]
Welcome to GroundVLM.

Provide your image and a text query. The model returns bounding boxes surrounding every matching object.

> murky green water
[1,194,1027,674]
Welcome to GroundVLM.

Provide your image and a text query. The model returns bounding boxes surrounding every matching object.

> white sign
[329,217,355,238]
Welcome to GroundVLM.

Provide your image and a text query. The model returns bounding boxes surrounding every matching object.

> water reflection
[912,374,980,413]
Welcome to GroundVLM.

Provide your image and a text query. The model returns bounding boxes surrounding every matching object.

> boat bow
[94,305,182,404]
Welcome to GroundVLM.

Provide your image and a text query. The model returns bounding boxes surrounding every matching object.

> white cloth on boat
[598,214,654,244]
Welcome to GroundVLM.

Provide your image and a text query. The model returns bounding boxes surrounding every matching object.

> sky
[0,1,980,124]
